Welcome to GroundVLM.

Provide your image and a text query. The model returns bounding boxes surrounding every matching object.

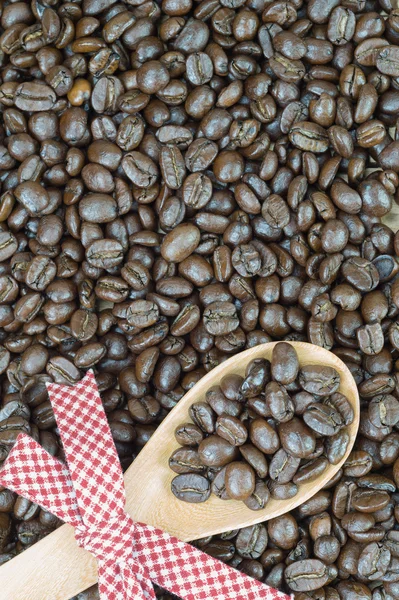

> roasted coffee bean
[303,404,343,436]
[271,342,299,385]
[171,473,210,503]
[244,480,270,511]
[278,417,316,459]
[126,300,159,329]
[189,402,216,434]
[342,257,380,292]
[269,449,300,484]
[198,435,238,467]
[285,559,331,592]
[289,122,329,153]
[215,415,247,446]
[377,46,399,77]
[122,152,158,188]
[161,223,200,263]
[235,524,268,559]
[70,309,98,342]
[220,375,243,403]
[203,302,239,336]
[15,82,56,112]
[239,444,268,478]
[175,423,204,447]
[206,388,241,417]
[265,382,294,422]
[250,418,280,455]
[326,392,354,426]
[0,232,18,262]
[225,462,255,500]
[369,394,399,428]
[238,358,267,396]
[169,448,205,474]
[46,357,80,385]
[299,366,340,396]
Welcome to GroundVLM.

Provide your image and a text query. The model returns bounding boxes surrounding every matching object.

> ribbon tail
[97,559,155,600]
[0,433,82,527]
[129,558,157,599]
[133,523,292,600]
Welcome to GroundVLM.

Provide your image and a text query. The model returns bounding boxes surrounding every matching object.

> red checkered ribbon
[0,370,291,600]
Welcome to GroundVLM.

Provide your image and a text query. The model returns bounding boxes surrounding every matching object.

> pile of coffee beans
[169,342,354,507]
[0,0,399,597]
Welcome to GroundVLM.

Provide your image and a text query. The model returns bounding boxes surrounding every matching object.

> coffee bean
[161,223,200,263]
[171,473,210,503]
[14,82,56,111]
[203,302,239,336]
[271,342,299,384]
[241,358,270,397]
[86,239,124,269]
[46,356,81,385]
[198,435,239,467]
[174,423,204,447]
[278,417,316,458]
[377,45,399,77]
[169,448,206,474]
[121,151,158,188]
[265,382,294,422]
[244,480,270,511]
[285,559,331,592]
[215,414,247,446]
[0,232,18,262]
[189,402,216,434]
[269,448,300,483]
[126,300,159,329]
[303,403,343,436]
[369,394,399,428]
[342,257,380,292]
[70,309,98,342]
[250,418,280,454]
[299,365,340,396]
[225,462,255,500]
[289,122,329,153]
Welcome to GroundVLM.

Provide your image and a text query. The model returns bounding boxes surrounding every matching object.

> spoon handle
[0,522,96,600]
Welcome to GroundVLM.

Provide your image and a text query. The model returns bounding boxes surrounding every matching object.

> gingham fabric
[0,370,291,600]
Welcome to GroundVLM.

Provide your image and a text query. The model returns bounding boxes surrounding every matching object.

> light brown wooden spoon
[0,341,359,600]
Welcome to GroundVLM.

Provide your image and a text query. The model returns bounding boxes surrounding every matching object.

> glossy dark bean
[215,415,247,446]
[285,559,331,592]
[198,435,238,467]
[171,473,210,503]
[299,366,340,396]
[271,341,299,384]
[225,462,255,500]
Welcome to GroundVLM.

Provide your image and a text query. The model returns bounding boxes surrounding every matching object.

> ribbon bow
[0,370,291,600]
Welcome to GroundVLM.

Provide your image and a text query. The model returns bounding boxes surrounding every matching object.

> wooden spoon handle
[0,523,96,600]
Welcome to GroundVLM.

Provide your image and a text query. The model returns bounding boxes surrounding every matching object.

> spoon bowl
[126,341,360,539]
[0,341,359,600]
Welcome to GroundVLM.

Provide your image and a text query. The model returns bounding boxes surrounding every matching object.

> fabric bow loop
[75,513,152,600]
[74,512,136,563]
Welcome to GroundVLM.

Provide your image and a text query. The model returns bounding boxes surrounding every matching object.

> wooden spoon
[0,341,359,600]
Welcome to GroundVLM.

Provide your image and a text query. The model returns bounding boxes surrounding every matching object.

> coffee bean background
[0,0,398,598]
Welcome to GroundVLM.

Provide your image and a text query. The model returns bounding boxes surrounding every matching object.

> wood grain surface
[383,199,399,232]
[0,342,359,600]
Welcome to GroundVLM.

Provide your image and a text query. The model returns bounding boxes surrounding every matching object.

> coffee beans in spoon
[169,342,352,508]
